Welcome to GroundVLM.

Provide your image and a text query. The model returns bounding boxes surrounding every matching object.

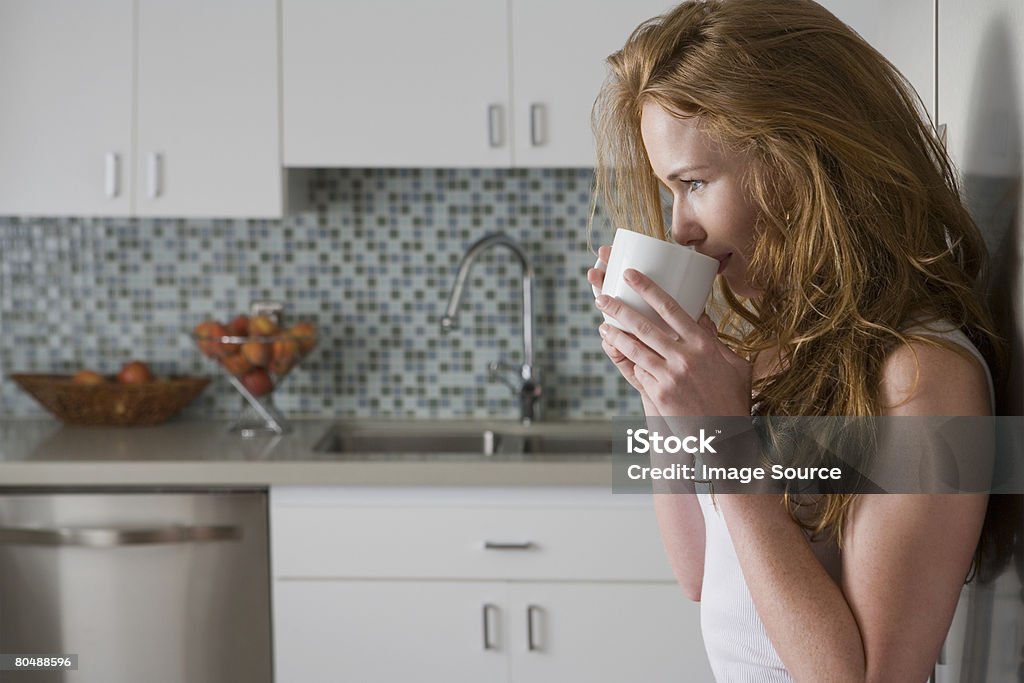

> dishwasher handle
[0,524,242,548]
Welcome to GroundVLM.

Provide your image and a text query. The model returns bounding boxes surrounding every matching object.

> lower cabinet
[270,486,715,683]
[275,580,704,683]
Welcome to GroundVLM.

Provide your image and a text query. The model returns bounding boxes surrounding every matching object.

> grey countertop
[0,418,611,488]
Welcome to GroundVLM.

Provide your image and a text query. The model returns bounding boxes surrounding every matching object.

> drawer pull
[527,604,542,651]
[482,603,498,650]
[483,541,535,551]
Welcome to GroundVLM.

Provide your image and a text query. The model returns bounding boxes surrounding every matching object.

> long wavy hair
[591,0,1006,558]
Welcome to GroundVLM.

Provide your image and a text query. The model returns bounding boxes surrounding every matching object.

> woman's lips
[715,253,732,274]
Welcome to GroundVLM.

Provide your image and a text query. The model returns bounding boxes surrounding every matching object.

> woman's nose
[670,205,704,246]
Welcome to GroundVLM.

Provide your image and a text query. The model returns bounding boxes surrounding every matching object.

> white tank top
[695,324,993,682]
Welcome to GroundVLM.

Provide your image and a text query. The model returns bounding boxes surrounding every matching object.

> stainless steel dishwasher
[0,488,271,683]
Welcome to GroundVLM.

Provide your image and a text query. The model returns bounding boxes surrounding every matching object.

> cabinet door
[506,582,714,683]
[0,0,133,216]
[274,580,510,683]
[819,0,935,121]
[282,0,511,167]
[510,0,676,167]
[135,0,281,217]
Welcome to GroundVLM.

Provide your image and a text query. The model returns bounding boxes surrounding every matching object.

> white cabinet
[0,0,134,216]
[505,582,704,683]
[282,0,674,168]
[282,0,510,168]
[819,0,936,121]
[509,0,676,167]
[275,580,508,683]
[133,0,281,218]
[270,486,714,683]
[0,0,281,217]
[282,0,935,169]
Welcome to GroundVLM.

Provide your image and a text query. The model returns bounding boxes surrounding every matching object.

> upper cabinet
[819,0,935,122]
[134,0,281,218]
[0,0,134,216]
[509,0,677,167]
[283,0,674,168]
[282,0,511,168]
[0,0,281,218]
[283,0,936,169]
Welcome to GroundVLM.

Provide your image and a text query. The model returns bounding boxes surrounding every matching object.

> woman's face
[640,101,761,298]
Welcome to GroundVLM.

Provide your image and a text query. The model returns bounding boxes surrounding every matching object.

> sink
[313,422,613,460]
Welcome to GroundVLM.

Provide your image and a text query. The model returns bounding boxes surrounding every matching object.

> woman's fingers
[595,292,682,360]
[599,322,666,376]
[601,339,647,394]
[621,268,704,338]
[588,245,612,292]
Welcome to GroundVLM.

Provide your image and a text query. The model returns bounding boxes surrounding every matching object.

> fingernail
[623,269,639,283]
[599,324,609,337]
[595,295,610,309]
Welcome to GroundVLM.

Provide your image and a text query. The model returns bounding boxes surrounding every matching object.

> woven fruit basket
[9,374,210,426]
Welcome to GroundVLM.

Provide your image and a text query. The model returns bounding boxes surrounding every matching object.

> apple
[194,320,230,357]
[241,341,272,367]
[269,337,299,376]
[228,314,250,337]
[71,369,106,385]
[288,321,318,355]
[220,352,253,377]
[116,360,154,385]
[249,315,278,338]
[240,368,273,397]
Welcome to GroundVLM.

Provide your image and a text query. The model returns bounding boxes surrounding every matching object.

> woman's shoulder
[879,318,992,415]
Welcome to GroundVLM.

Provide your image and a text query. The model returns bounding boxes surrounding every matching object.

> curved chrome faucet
[440,232,541,423]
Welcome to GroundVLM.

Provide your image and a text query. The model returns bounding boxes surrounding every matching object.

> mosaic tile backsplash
[0,168,640,420]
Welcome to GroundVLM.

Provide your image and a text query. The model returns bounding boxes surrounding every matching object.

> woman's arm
[595,270,991,681]
[653,493,706,601]
[714,342,990,682]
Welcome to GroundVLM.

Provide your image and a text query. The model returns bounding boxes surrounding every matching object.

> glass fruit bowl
[191,316,317,436]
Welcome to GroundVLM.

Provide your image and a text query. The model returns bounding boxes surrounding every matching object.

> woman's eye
[684,179,705,191]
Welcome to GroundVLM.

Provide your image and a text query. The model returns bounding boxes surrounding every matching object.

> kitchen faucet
[440,232,541,424]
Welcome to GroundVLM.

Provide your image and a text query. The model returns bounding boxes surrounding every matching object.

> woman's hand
[594,266,752,418]
[587,245,657,406]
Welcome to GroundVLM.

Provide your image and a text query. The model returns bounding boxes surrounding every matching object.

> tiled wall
[0,168,639,421]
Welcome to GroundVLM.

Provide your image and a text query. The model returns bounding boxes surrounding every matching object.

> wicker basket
[10,374,211,426]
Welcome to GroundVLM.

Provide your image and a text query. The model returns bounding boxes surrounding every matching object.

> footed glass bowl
[191,327,317,436]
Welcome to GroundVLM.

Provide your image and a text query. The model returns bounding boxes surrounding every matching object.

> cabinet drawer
[271,488,676,582]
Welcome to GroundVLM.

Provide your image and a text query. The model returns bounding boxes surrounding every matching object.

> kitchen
[0,0,1022,682]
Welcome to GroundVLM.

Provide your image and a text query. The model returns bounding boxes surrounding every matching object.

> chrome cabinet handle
[104,152,120,198]
[146,152,163,199]
[526,604,541,651]
[529,103,545,147]
[488,104,505,148]
[482,603,498,650]
[483,540,535,550]
[0,524,241,548]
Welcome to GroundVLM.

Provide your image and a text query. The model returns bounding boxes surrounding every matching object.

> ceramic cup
[594,228,719,332]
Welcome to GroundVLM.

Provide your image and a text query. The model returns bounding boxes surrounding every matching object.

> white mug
[594,228,718,331]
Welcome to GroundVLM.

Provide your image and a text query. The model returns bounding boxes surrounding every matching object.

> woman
[586,1,1003,680]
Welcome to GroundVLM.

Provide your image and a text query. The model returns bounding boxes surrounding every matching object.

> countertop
[0,418,611,488]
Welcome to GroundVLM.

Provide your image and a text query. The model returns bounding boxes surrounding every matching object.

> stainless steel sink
[313,422,613,460]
